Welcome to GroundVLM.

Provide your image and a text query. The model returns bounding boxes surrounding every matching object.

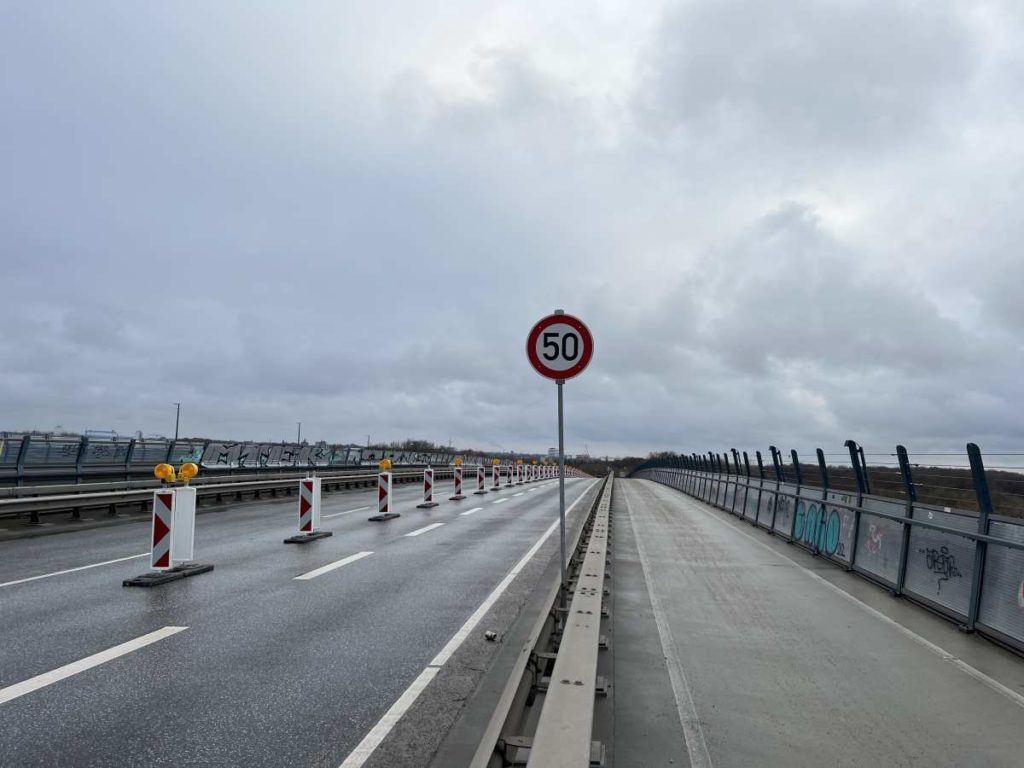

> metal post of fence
[769,446,783,531]
[789,450,803,541]
[740,451,752,518]
[125,438,137,483]
[753,450,766,526]
[815,448,830,554]
[894,444,917,596]
[858,444,871,495]
[965,443,993,632]
[844,439,867,572]
[17,435,34,519]
[717,453,726,507]
[707,452,716,504]
[75,436,88,486]
[730,449,742,514]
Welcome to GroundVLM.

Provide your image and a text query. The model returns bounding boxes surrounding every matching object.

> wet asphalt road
[616,479,1024,768]
[0,475,591,767]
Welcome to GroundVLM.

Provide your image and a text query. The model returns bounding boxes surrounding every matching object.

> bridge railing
[631,441,1024,656]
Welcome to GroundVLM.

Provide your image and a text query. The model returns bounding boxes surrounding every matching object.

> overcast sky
[2,1,1023,461]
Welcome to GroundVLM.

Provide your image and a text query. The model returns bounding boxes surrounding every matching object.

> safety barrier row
[633,447,1024,655]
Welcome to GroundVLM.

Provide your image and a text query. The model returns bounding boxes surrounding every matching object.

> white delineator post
[491,465,501,491]
[506,465,514,487]
[150,486,197,571]
[368,469,398,521]
[417,467,439,508]
[475,466,488,495]
[284,477,333,543]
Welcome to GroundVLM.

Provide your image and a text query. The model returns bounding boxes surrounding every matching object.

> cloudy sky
[2,1,1023,460]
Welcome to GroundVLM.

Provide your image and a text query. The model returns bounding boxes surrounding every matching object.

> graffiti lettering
[918,546,962,592]
[792,501,846,558]
[864,524,884,556]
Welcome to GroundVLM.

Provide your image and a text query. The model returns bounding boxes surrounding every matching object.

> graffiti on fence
[864,523,884,556]
[1018,581,1024,609]
[792,500,847,558]
[918,546,962,593]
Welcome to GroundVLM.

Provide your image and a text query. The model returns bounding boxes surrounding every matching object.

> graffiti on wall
[792,500,847,558]
[864,523,885,556]
[918,546,962,593]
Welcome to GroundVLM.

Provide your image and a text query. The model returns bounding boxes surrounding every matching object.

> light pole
[296,422,302,444]
[173,403,181,441]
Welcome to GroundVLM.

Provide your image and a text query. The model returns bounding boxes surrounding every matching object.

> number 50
[542,331,580,361]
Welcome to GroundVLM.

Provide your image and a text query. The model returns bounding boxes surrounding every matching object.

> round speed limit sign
[526,312,594,381]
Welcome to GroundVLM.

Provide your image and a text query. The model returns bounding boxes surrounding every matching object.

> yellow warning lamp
[154,463,176,484]
[516,459,523,465]
[454,457,463,466]
[379,458,392,471]
[492,458,500,465]
[532,460,538,465]
[178,462,199,484]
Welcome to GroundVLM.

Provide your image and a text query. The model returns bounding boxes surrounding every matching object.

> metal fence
[0,433,532,487]
[629,441,1024,656]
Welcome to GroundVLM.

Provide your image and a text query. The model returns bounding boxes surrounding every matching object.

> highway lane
[0,475,593,767]
[616,478,1024,768]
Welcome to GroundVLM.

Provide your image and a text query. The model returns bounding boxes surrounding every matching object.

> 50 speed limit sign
[526,311,593,381]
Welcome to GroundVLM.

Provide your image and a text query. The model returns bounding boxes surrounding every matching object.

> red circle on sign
[526,313,594,381]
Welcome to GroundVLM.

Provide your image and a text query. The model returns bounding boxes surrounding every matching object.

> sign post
[526,309,594,611]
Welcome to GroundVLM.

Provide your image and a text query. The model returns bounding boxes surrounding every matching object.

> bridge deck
[614,478,1024,768]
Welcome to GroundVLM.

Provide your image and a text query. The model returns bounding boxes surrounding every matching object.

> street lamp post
[173,403,181,441]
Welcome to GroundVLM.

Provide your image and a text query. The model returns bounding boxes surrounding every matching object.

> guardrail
[632,446,1024,656]
[0,469,458,525]
[468,474,613,768]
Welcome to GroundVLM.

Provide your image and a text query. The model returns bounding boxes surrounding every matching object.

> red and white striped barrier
[491,465,501,491]
[474,466,488,495]
[417,467,439,508]
[516,464,524,485]
[506,465,514,487]
[284,477,332,543]
[123,486,214,586]
[369,470,399,521]
[450,465,466,500]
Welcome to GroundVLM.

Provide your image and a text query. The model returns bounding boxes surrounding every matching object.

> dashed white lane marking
[527,488,538,492]
[622,489,714,768]
[294,551,374,581]
[323,506,370,519]
[0,626,188,705]
[492,498,508,505]
[666,484,1024,712]
[404,523,444,538]
[0,553,149,589]
[459,507,484,517]
[338,479,600,768]
[513,492,524,497]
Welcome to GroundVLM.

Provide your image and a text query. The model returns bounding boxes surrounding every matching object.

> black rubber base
[368,513,401,522]
[416,502,440,509]
[474,490,489,495]
[283,530,333,544]
[123,563,215,588]
[449,495,466,501]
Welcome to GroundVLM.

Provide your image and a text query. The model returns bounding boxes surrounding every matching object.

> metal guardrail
[467,474,612,768]
[633,456,1024,657]
[0,469,458,524]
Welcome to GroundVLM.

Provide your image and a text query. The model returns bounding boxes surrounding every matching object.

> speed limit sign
[526,312,594,381]
[527,309,593,613]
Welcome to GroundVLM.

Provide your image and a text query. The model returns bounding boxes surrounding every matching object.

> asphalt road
[0,474,592,767]
[616,478,1024,768]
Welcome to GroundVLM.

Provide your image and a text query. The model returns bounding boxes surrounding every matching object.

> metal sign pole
[557,379,567,611]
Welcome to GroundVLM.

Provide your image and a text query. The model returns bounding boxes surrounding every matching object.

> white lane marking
[527,488,538,492]
[405,523,444,538]
[673,487,1024,712]
[459,507,484,517]
[513,492,524,497]
[492,498,508,505]
[323,506,371,519]
[0,626,187,705]
[294,551,374,581]
[338,667,439,768]
[338,480,600,768]
[622,490,713,768]
[0,553,149,589]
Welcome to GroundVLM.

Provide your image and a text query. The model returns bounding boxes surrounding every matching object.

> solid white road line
[323,506,371,519]
[405,523,444,538]
[492,498,508,505]
[622,490,713,768]
[0,626,188,705]
[338,480,599,768]
[0,553,149,589]
[676,488,1024,711]
[459,507,484,517]
[294,551,374,581]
